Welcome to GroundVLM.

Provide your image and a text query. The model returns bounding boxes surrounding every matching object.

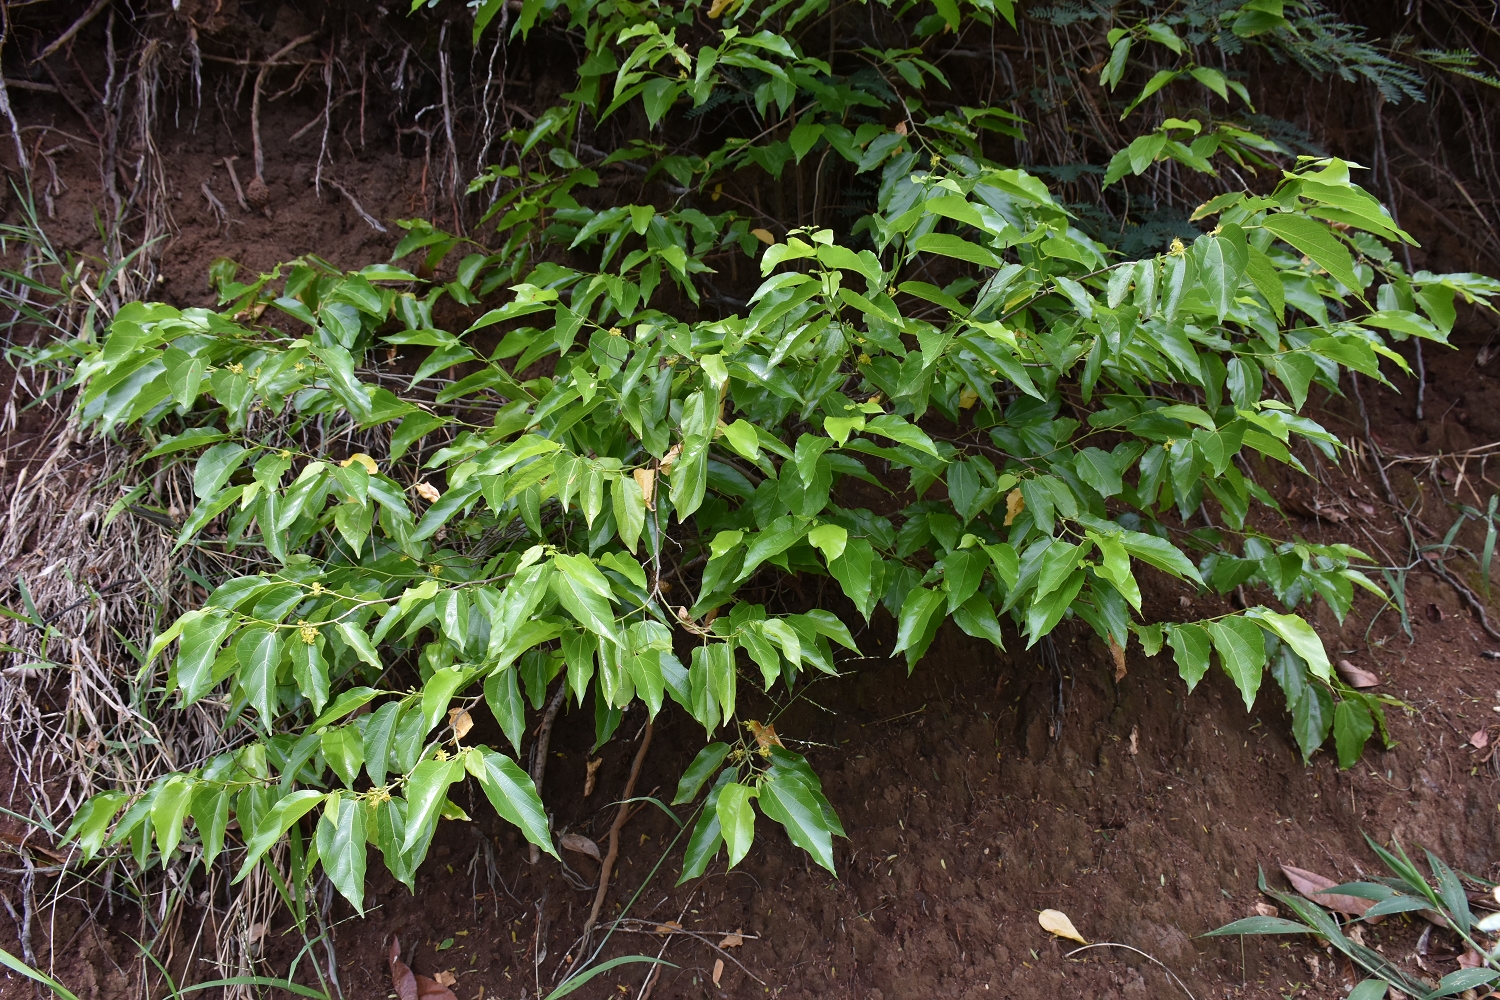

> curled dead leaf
[633,467,657,509]
[894,120,908,136]
[745,719,784,754]
[1004,488,1025,526]
[560,832,601,860]
[712,958,725,986]
[414,481,441,503]
[389,936,458,1000]
[1038,908,1087,944]
[1280,865,1375,918]
[1108,635,1127,682]
[720,931,745,948]
[660,443,682,476]
[653,921,684,934]
[1128,724,1139,756]
[1336,659,1380,689]
[448,708,473,740]
[1254,902,1279,918]
[433,971,457,987]
[584,757,602,797]
[1459,948,1485,970]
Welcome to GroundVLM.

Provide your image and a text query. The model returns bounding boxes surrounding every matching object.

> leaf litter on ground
[388,935,457,1000]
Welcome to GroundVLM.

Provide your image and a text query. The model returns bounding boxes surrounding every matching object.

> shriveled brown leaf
[1108,635,1127,682]
[433,971,458,987]
[720,931,744,948]
[1254,902,1279,918]
[448,708,473,739]
[712,958,725,985]
[1003,488,1025,526]
[414,481,441,503]
[1280,865,1372,917]
[745,720,784,753]
[1128,725,1139,756]
[1459,948,1485,969]
[560,832,601,860]
[653,920,683,934]
[584,757,602,797]
[1336,659,1380,689]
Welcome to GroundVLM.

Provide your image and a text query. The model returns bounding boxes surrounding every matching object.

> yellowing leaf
[1004,488,1025,526]
[745,719,784,754]
[751,228,775,245]
[1038,908,1087,944]
[707,0,738,16]
[340,452,378,474]
[633,467,657,509]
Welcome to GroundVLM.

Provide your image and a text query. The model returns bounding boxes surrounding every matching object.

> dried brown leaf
[1254,902,1279,918]
[712,958,725,985]
[1336,659,1380,689]
[584,758,602,797]
[1473,729,1490,750]
[746,720,784,753]
[653,921,683,934]
[448,708,473,739]
[560,832,601,860]
[1108,635,1127,682]
[720,931,744,948]
[414,481,441,503]
[1280,864,1372,917]
[433,971,458,987]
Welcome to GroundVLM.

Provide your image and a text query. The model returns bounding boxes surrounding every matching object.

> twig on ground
[200,181,227,230]
[220,156,249,211]
[1065,943,1196,1000]
[582,719,654,939]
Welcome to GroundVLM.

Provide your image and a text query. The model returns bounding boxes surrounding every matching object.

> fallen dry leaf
[414,481,441,503]
[1280,865,1373,918]
[712,958,725,985]
[1459,948,1485,969]
[1254,902,1279,918]
[389,936,458,1000]
[433,971,458,987]
[1003,488,1025,526]
[560,833,601,860]
[1128,725,1139,756]
[1473,729,1491,749]
[653,921,684,934]
[1109,635,1127,682]
[1038,908,1087,944]
[1336,659,1380,689]
[584,758,602,797]
[720,931,744,948]
[448,708,473,739]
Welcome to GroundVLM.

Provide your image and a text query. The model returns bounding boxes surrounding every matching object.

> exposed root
[327,178,387,233]
[249,31,318,212]
[526,682,569,864]
[220,155,250,211]
[582,719,654,939]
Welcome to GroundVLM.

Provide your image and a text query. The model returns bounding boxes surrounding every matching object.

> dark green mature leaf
[466,747,557,858]
[317,793,368,912]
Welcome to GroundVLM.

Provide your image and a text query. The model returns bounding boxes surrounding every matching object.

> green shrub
[48,0,1500,912]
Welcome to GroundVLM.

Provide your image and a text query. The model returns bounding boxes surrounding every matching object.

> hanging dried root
[248,31,317,213]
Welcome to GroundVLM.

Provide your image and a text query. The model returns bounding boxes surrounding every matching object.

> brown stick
[526,681,569,864]
[582,719,654,937]
[220,156,249,211]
